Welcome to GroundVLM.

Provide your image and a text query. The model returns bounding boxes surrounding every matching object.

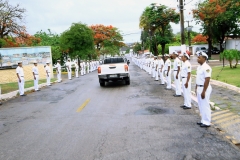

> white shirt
[181,60,191,77]
[173,58,181,71]
[157,59,164,69]
[75,62,79,69]
[45,65,51,74]
[32,66,39,75]
[196,62,212,85]
[56,63,61,71]
[16,66,24,77]
[164,59,171,71]
[66,62,71,69]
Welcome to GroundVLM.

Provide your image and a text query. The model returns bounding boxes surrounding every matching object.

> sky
[11,0,201,43]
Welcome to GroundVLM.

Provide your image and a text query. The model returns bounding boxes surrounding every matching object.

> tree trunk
[207,37,212,59]
[161,44,166,56]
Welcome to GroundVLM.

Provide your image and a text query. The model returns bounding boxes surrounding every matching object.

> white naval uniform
[181,60,192,108]
[75,62,79,78]
[16,66,25,95]
[87,62,90,74]
[196,62,212,126]
[32,66,39,91]
[158,58,165,84]
[56,62,62,82]
[83,62,86,75]
[153,59,158,79]
[80,62,84,75]
[45,65,51,86]
[164,59,171,89]
[173,58,181,95]
[66,61,72,79]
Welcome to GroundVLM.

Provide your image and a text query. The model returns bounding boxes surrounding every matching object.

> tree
[192,34,207,44]
[60,23,95,61]
[192,0,231,58]
[139,4,179,55]
[90,24,124,57]
[0,0,26,47]
[220,49,240,68]
[34,29,61,64]
[133,42,142,55]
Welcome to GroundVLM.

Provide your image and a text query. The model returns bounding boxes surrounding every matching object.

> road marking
[77,99,90,112]
[212,112,235,121]
[212,110,229,116]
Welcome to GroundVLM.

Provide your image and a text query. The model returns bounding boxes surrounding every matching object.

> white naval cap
[172,51,178,55]
[33,60,37,63]
[164,54,170,57]
[196,51,208,59]
[46,61,50,64]
[57,59,60,61]
[182,52,190,59]
[17,61,22,64]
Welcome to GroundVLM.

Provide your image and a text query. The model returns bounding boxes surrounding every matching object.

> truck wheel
[125,80,130,85]
[100,82,105,87]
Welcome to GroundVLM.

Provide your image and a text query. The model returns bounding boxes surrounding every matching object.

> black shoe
[183,106,191,109]
[37,90,41,91]
[197,122,202,125]
[160,84,165,85]
[21,94,26,96]
[173,95,181,97]
[165,88,171,90]
[200,124,210,128]
[180,105,186,108]
[0,102,2,105]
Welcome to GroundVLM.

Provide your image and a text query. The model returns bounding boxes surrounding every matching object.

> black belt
[182,77,186,78]
[35,74,38,75]
[174,70,178,71]
[197,85,203,87]
[21,76,24,77]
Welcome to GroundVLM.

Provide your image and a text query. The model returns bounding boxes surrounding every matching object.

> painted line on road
[77,99,90,112]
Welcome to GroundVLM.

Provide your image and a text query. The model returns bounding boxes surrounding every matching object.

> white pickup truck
[97,57,130,86]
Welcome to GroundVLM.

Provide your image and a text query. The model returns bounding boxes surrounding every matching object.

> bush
[220,49,240,68]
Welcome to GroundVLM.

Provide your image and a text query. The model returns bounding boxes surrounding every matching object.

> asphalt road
[0,61,240,160]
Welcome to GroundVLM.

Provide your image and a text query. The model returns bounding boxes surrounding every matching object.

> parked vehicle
[195,47,207,54]
[98,57,130,86]
[211,47,220,54]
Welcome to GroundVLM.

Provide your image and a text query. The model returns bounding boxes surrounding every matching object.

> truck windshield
[104,58,125,64]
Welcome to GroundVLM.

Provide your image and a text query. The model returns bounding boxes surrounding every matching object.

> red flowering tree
[192,34,207,44]
[192,0,231,58]
[90,24,124,56]
[0,0,27,47]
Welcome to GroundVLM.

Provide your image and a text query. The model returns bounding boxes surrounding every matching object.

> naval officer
[16,61,26,96]
[195,51,212,128]
[32,61,40,91]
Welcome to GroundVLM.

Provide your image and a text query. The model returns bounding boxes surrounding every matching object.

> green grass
[192,66,240,87]
[0,78,57,94]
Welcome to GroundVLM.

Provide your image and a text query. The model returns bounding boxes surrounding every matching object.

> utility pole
[179,0,185,45]
[185,20,193,54]
[179,0,186,53]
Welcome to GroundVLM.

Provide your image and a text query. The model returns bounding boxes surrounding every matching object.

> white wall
[226,39,240,50]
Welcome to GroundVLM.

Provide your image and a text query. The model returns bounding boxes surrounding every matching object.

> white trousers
[75,68,79,77]
[46,74,51,85]
[155,69,159,80]
[152,68,155,78]
[68,69,72,79]
[148,66,151,75]
[197,85,212,125]
[159,70,165,84]
[173,71,181,95]
[83,67,86,75]
[57,71,61,82]
[18,77,25,95]
[34,75,39,91]
[182,77,191,108]
[165,71,171,89]
[81,68,84,75]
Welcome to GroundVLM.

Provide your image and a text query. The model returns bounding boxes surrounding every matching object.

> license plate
[109,74,117,78]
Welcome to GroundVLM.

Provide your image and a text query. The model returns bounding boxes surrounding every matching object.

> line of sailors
[14,59,100,96]
[65,59,99,80]
[132,51,212,128]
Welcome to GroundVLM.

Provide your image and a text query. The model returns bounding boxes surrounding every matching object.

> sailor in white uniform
[180,53,192,109]
[32,61,40,91]
[16,61,26,96]
[195,51,212,128]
